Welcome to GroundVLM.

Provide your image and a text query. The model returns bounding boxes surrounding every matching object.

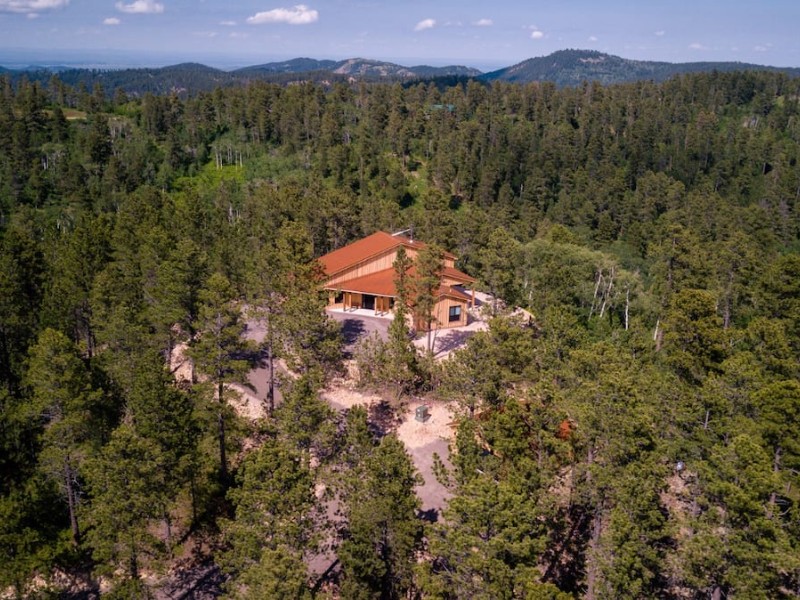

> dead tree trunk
[624,285,630,331]
[217,378,228,485]
[266,316,276,417]
[64,460,81,546]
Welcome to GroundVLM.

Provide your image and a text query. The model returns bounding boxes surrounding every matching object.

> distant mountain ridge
[234,57,339,75]
[235,57,481,79]
[2,50,798,96]
[481,49,800,86]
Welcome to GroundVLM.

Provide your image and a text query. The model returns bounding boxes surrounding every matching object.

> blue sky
[0,0,797,70]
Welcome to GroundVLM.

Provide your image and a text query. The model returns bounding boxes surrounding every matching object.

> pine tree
[189,272,249,485]
[275,375,337,460]
[478,226,521,314]
[246,240,283,416]
[85,425,169,586]
[144,238,207,360]
[224,547,311,600]
[0,209,46,391]
[677,434,796,598]
[338,433,423,599]
[40,213,111,356]
[420,398,559,599]
[384,245,419,396]
[25,328,105,546]
[126,351,199,533]
[661,288,726,383]
[221,438,318,597]
[752,380,800,512]
[414,243,444,354]
[275,222,342,383]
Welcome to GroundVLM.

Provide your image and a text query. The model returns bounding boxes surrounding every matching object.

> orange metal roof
[327,267,472,302]
[330,267,397,297]
[319,231,457,277]
[442,265,476,284]
[437,285,472,302]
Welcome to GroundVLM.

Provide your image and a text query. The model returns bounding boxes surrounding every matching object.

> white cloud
[103,16,120,24]
[688,42,708,50]
[588,35,598,42]
[219,19,236,26]
[247,5,318,25]
[754,44,768,52]
[229,31,248,38]
[530,29,544,40]
[115,0,164,14]
[0,0,67,14]
[414,18,435,32]
[654,30,665,37]
[474,18,492,27]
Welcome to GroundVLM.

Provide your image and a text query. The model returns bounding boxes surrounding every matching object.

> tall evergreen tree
[384,245,419,396]
[661,288,726,383]
[339,433,423,599]
[85,425,169,587]
[275,222,342,384]
[189,272,249,485]
[126,351,199,532]
[478,226,521,314]
[414,243,444,354]
[246,239,283,416]
[221,437,318,598]
[25,328,105,546]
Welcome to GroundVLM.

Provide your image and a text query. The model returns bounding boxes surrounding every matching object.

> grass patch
[62,108,87,120]
[406,159,429,204]
[172,161,246,193]
[40,108,87,120]
[244,149,310,183]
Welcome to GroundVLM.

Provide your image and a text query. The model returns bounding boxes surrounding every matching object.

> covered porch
[328,290,395,317]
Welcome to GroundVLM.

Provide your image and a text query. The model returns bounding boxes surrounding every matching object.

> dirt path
[395,402,455,518]
[323,386,455,519]
[413,319,488,359]
[326,310,391,357]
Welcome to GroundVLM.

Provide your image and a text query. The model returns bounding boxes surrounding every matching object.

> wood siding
[326,248,400,288]
[415,296,468,330]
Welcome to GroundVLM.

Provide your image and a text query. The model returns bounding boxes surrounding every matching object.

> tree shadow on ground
[339,318,366,356]
[156,529,228,599]
[418,507,440,523]
[232,342,264,371]
[157,559,225,600]
[368,400,401,437]
[432,329,477,357]
[541,505,592,595]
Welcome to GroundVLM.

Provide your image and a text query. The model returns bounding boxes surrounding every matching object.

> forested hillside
[1,69,799,598]
[482,49,800,86]
[7,49,800,99]
[6,59,479,99]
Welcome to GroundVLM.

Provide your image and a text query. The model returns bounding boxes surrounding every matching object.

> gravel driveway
[327,310,391,355]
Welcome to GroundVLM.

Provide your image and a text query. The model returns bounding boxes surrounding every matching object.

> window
[448,305,462,323]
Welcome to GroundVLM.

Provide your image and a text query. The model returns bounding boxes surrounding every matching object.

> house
[319,231,476,330]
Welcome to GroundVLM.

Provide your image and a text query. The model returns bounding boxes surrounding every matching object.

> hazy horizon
[1,46,797,75]
[0,46,517,72]
[1,1,798,72]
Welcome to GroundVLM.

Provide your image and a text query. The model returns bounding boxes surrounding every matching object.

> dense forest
[1,68,800,598]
